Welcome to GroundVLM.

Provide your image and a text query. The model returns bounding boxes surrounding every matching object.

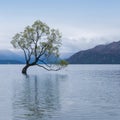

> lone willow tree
[11,20,67,74]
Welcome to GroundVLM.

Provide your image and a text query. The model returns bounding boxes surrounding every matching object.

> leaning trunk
[22,64,30,75]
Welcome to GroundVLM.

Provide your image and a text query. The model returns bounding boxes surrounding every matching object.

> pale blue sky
[1,0,120,52]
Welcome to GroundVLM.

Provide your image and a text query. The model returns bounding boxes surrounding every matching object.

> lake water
[0,65,120,120]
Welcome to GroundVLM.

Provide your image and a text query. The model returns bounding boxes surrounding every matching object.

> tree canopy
[11,20,67,74]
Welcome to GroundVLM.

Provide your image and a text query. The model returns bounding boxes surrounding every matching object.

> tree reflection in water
[12,73,67,120]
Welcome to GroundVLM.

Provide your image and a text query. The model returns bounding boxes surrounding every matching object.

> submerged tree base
[22,65,30,75]
[22,62,68,75]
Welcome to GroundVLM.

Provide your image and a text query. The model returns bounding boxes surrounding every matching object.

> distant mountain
[0,50,24,64]
[0,50,69,64]
[60,52,75,59]
[67,41,120,64]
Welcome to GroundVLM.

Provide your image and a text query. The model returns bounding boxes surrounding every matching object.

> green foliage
[11,20,61,58]
[11,20,68,72]
[58,60,68,66]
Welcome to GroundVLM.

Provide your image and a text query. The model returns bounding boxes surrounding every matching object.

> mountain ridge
[67,41,120,64]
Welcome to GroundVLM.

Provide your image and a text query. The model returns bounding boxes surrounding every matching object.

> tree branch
[26,48,32,63]
[38,59,51,67]
[36,64,61,71]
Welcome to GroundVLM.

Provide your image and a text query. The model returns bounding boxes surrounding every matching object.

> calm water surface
[0,65,120,120]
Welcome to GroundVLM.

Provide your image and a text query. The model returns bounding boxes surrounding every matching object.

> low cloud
[61,35,120,53]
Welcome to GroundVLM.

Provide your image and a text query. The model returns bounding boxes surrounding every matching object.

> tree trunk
[22,64,30,75]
